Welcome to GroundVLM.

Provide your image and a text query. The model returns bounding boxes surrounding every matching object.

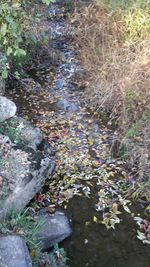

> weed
[48,244,68,267]
[72,0,150,188]
[127,121,141,138]
[118,143,128,158]
[126,89,139,114]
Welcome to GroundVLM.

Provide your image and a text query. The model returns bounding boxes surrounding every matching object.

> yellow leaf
[108,171,115,177]
[30,250,36,259]
[93,216,98,223]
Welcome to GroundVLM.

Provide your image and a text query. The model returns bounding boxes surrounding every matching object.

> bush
[0,0,53,80]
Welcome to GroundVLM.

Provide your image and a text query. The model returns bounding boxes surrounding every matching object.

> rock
[0,236,32,267]
[18,118,43,150]
[0,116,43,150]
[36,211,72,250]
[0,141,55,220]
[10,116,43,150]
[0,97,17,122]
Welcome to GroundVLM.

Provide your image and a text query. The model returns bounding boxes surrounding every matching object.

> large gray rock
[0,236,32,267]
[37,211,72,250]
[0,97,16,122]
[0,134,55,220]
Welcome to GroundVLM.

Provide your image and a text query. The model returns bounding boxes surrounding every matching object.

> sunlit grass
[105,0,150,42]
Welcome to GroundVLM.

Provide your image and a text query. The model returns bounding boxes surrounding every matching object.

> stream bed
[7,1,150,267]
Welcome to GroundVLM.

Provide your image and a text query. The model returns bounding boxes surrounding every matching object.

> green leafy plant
[48,244,69,267]
[0,1,27,78]
[0,0,54,80]
[0,120,21,144]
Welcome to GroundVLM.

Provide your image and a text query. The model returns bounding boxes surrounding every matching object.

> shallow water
[8,1,150,267]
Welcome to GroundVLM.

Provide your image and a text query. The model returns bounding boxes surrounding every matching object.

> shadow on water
[7,1,150,267]
[63,196,150,267]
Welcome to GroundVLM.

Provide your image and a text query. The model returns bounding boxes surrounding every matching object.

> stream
[7,1,150,267]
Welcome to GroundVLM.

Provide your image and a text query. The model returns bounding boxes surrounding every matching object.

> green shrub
[0,1,28,78]
[0,0,53,80]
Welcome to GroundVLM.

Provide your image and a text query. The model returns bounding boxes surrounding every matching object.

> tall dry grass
[72,0,150,191]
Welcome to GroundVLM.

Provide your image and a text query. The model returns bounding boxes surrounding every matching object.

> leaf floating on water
[84,239,89,244]
[85,221,90,226]
[82,186,91,198]
[145,205,150,210]
[112,203,118,213]
[123,205,131,213]
[93,216,98,223]
[137,230,146,241]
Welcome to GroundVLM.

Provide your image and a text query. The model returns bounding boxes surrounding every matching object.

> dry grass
[72,0,150,187]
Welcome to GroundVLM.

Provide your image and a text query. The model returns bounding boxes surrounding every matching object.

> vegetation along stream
[7,1,150,266]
